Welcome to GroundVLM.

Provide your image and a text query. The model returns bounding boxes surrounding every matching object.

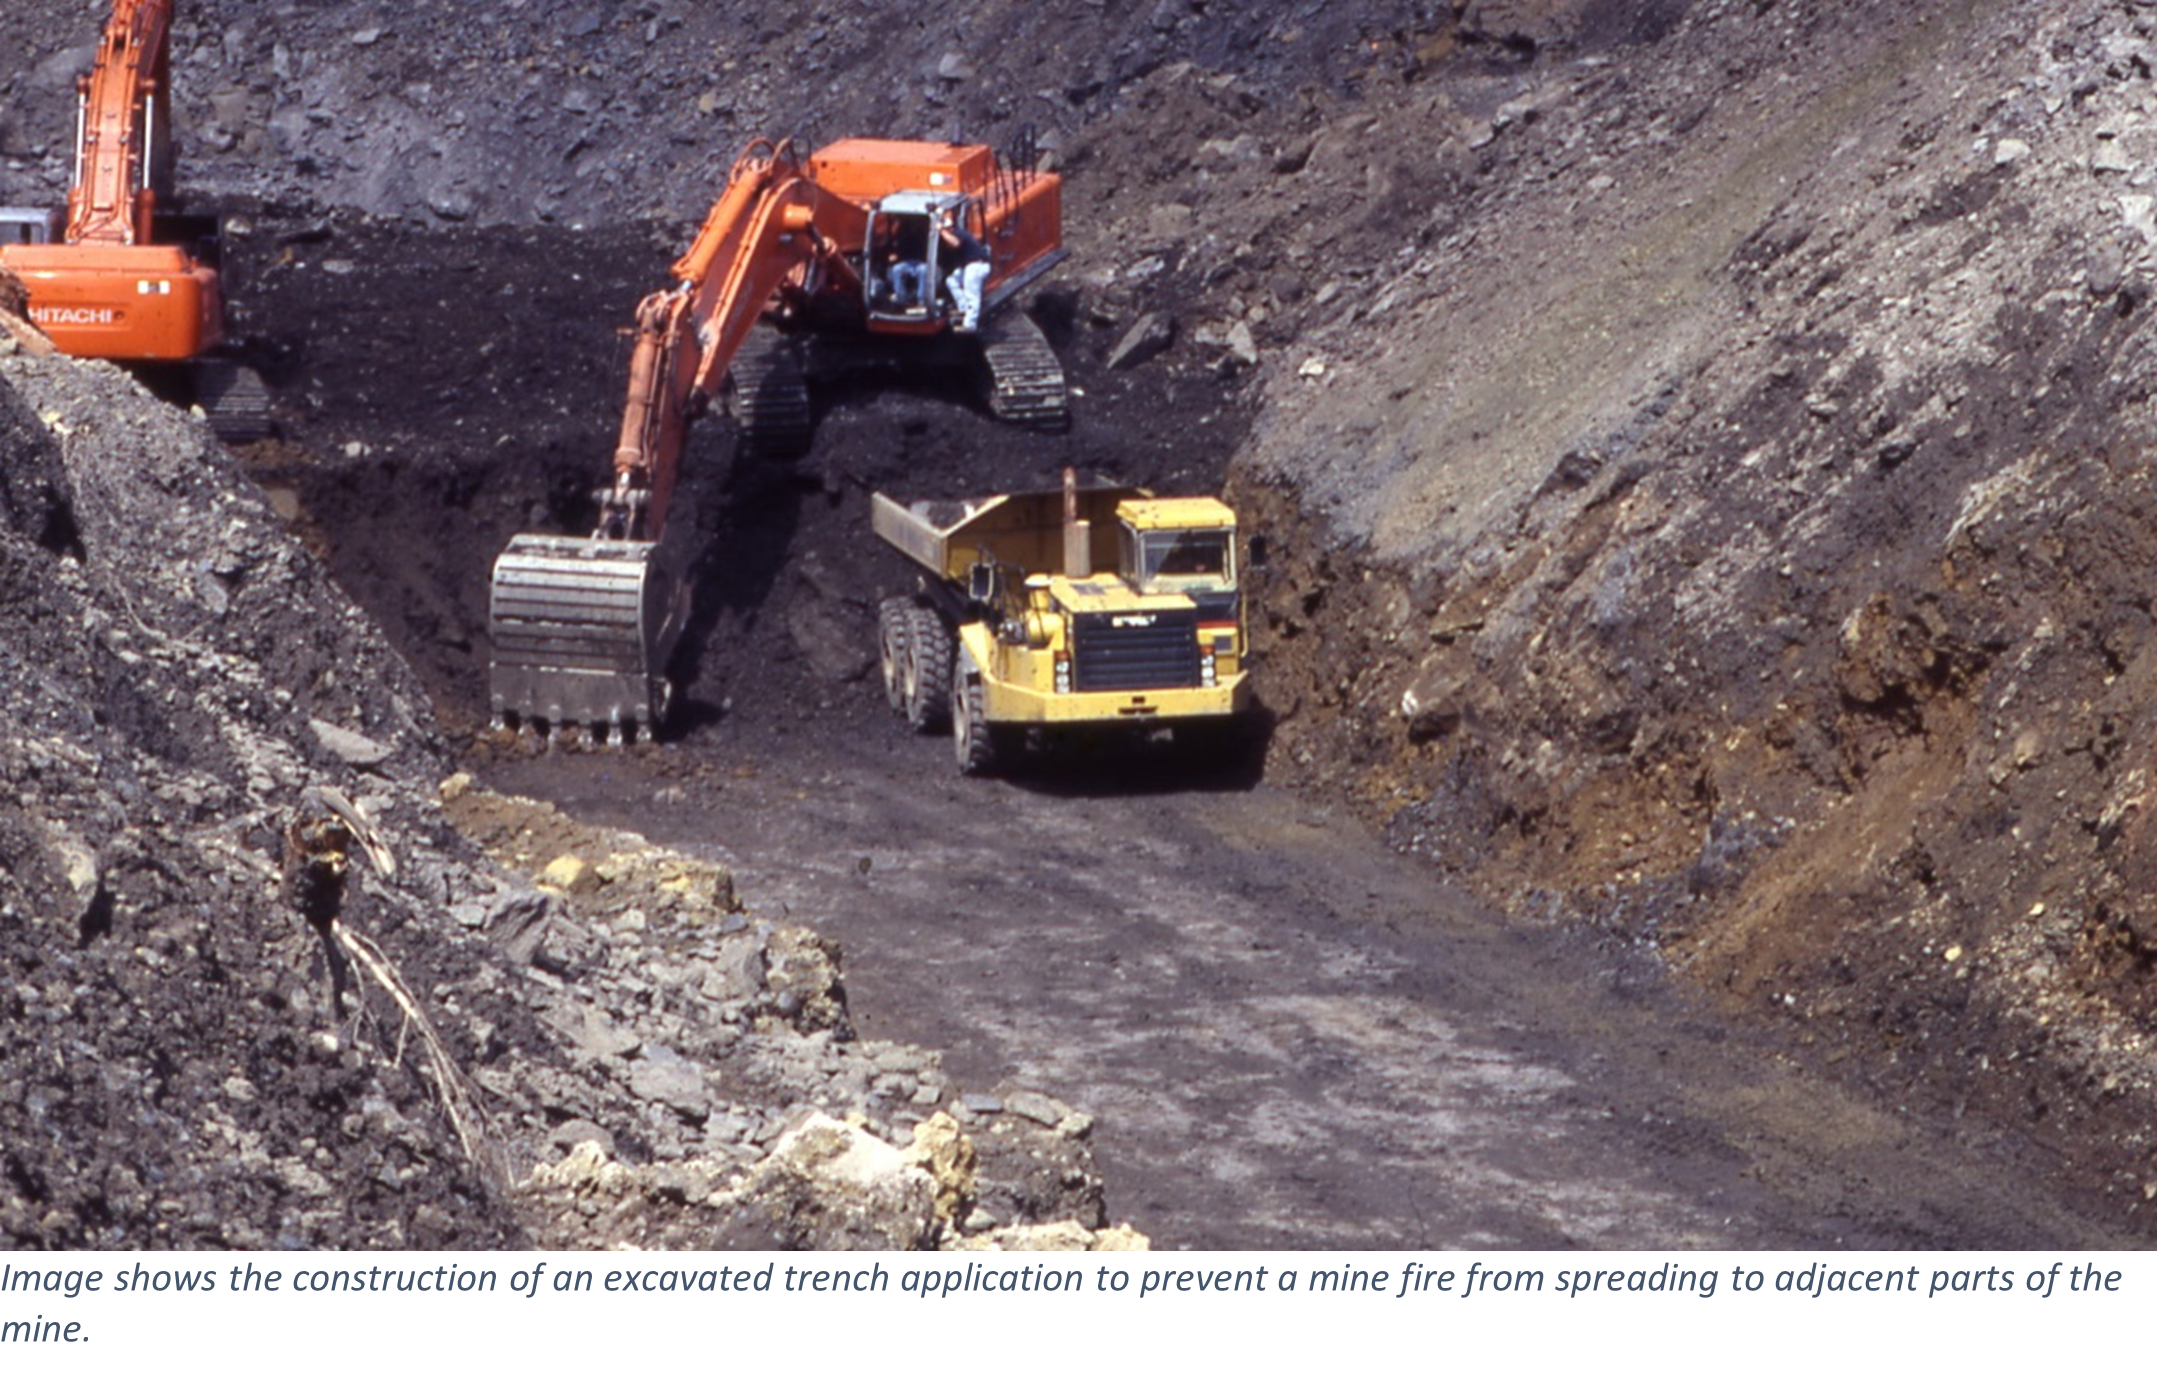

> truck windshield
[1133,529,1234,593]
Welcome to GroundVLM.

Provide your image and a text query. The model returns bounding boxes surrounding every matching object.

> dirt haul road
[485,710,2129,1251]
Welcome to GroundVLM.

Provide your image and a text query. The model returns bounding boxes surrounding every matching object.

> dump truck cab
[1116,496,1239,614]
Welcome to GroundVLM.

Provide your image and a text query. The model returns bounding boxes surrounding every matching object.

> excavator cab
[0,209,61,246]
[862,192,966,330]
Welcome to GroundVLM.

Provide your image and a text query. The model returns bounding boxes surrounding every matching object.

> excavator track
[978,313,1068,430]
[726,323,814,458]
[488,534,682,743]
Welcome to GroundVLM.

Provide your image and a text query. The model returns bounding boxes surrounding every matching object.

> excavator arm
[597,141,847,542]
[67,0,174,247]
[490,140,851,741]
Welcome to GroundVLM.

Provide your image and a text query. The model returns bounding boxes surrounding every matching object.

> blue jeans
[890,260,929,306]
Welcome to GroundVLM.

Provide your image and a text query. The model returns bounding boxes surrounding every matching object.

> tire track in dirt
[489,717,2129,1251]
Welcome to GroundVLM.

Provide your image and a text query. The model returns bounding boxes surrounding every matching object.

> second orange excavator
[487,134,1066,741]
[0,0,267,437]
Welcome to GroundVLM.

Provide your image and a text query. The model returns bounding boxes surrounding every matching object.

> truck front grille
[1071,611,1201,691]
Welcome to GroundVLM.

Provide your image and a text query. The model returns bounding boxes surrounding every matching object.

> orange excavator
[487,135,1065,741]
[0,0,266,436]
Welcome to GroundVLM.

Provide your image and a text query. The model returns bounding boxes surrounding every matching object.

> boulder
[713,1112,938,1249]
[1107,312,1176,370]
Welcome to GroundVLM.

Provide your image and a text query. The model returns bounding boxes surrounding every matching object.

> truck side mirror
[968,561,997,604]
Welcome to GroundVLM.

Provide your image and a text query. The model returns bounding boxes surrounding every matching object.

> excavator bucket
[487,534,684,740]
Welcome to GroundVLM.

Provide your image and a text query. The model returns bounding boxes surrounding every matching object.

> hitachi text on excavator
[487,134,1066,742]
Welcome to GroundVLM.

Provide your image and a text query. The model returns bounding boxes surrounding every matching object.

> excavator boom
[607,143,839,539]
[490,141,842,741]
[68,0,174,247]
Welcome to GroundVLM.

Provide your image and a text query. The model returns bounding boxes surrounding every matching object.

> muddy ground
[484,718,2129,1250]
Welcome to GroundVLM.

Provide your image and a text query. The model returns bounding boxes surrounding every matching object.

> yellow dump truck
[871,471,1249,773]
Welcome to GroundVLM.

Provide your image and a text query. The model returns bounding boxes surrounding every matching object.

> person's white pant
[946,261,989,330]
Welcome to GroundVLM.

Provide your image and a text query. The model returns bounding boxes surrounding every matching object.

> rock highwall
[1236,0,2157,1186]
[0,0,1539,229]
[0,334,517,1246]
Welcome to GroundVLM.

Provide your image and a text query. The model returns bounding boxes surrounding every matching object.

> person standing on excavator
[940,210,990,332]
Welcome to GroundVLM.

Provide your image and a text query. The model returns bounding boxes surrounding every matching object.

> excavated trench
[232,212,2145,1248]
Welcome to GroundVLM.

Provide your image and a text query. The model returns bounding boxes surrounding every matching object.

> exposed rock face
[1226,0,2157,1184]
[517,1116,936,1251]
[0,0,1528,230]
[0,352,513,1247]
[518,1111,1142,1252]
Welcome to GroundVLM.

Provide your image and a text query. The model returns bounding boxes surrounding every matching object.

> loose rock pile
[0,338,1137,1249]
[0,336,512,1246]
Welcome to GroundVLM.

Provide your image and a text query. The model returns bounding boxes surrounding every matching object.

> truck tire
[952,655,1003,776]
[878,598,914,715]
[905,604,953,734]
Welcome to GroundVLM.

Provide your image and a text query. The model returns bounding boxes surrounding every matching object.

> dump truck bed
[871,484,1145,581]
